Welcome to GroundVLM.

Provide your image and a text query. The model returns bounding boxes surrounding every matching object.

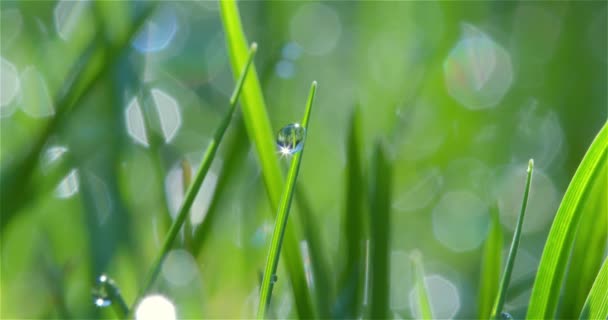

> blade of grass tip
[257,81,317,319]
[335,107,365,319]
[219,1,315,317]
[411,250,433,320]
[96,274,130,318]
[478,203,503,319]
[527,121,608,319]
[0,3,158,229]
[490,159,534,319]
[131,43,257,310]
[579,258,608,319]
[368,141,392,320]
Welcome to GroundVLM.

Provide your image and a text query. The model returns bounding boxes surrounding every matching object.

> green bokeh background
[1,1,606,319]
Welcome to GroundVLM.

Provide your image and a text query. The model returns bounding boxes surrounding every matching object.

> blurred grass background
[0,1,606,319]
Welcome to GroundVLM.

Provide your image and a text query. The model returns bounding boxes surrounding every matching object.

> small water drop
[500,311,513,319]
[276,123,306,156]
[92,273,112,308]
[271,274,278,284]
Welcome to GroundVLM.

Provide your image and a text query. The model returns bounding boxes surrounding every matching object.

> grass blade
[491,159,534,319]
[579,258,608,319]
[131,43,257,309]
[527,121,608,319]
[368,142,392,320]
[411,251,433,320]
[219,1,314,317]
[94,274,130,318]
[335,107,365,318]
[478,204,503,319]
[257,81,317,319]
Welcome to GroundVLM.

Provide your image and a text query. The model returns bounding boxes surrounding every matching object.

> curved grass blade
[334,107,365,319]
[131,43,257,311]
[478,204,503,319]
[527,121,608,319]
[257,81,317,319]
[368,142,392,320]
[491,159,534,319]
[219,1,315,317]
[411,251,433,320]
[94,274,130,318]
[579,258,608,319]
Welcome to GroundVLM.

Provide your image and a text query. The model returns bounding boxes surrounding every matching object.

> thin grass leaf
[219,2,315,317]
[131,43,257,311]
[527,121,608,319]
[93,274,129,318]
[411,251,433,320]
[579,258,608,319]
[491,159,534,319]
[478,204,503,319]
[335,107,365,319]
[0,3,158,229]
[368,142,392,320]
[257,82,317,319]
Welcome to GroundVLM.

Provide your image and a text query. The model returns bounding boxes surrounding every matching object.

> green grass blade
[335,108,365,318]
[411,251,433,320]
[0,3,158,229]
[491,159,534,319]
[257,82,317,319]
[95,274,130,318]
[368,142,392,320]
[131,43,257,310]
[478,204,503,319]
[219,2,314,318]
[527,121,608,319]
[579,258,608,319]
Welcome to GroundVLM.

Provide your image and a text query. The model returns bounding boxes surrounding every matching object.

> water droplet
[271,274,278,284]
[92,274,112,308]
[276,123,306,156]
[500,311,513,319]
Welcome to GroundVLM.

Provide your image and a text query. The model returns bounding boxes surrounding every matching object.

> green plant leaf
[368,141,392,320]
[257,81,317,319]
[491,159,534,319]
[478,204,503,319]
[579,257,608,319]
[131,43,257,312]
[219,1,314,318]
[335,107,365,319]
[411,251,433,320]
[527,121,608,319]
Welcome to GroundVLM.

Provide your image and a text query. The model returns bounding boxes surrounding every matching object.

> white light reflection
[300,241,313,287]
[275,60,295,79]
[151,88,181,143]
[135,295,176,320]
[55,169,79,199]
[1,57,20,117]
[290,3,341,56]
[409,275,460,319]
[132,6,178,53]
[54,0,88,41]
[432,190,490,252]
[161,249,199,287]
[125,97,149,147]
[444,23,513,110]
[20,66,54,118]
[87,173,112,225]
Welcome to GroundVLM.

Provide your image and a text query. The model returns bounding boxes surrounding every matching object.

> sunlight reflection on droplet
[290,3,341,55]
[162,249,199,287]
[409,275,460,319]
[135,295,176,320]
[125,97,149,147]
[300,241,313,287]
[43,145,68,169]
[1,57,20,117]
[393,167,443,213]
[55,169,79,199]
[151,88,181,143]
[496,164,558,233]
[432,190,490,252]
[444,23,513,110]
[511,5,561,64]
[275,60,295,79]
[390,250,412,311]
[54,0,87,41]
[1,9,23,47]
[133,6,178,53]
[20,66,54,118]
